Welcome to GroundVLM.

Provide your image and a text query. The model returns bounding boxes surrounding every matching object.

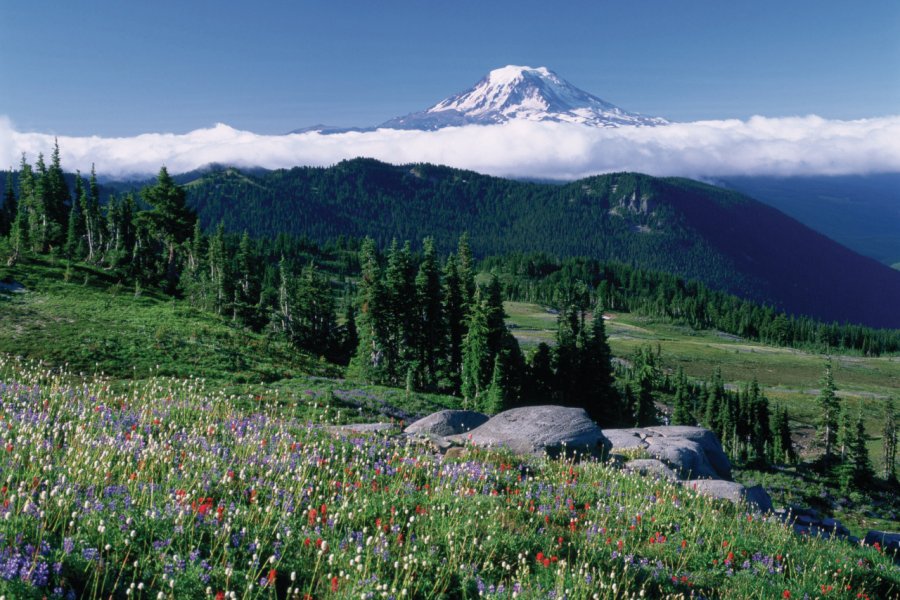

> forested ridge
[166,158,900,328]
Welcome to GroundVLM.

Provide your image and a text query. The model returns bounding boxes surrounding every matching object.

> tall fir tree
[882,397,897,482]
[207,222,229,315]
[817,359,841,464]
[771,405,796,465]
[415,237,445,390]
[526,343,556,405]
[460,291,492,409]
[82,165,103,262]
[351,237,388,383]
[844,411,873,489]
[0,170,15,237]
[579,306,619,425]
[140,166,196,293]
[442,253,465,393]
[43,139,70,249]
[671,367,694,426]
[64,171,85,259]
[383,240,417,385]
[456,232,476,313]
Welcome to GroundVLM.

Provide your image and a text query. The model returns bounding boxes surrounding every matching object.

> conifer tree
[483,348,522,415]
[351,238,388,383]
[0,170,15,237]
[882,397,897,482]
[526,343,555,404]
[461,292,491,409]
[383,240,417,384]
[632,364,656,426]
[817,359,841,464]
[207,223,229,315]
[415,238,445,390]
[771,405,795,464]
[43,140,70,248]
[141,166,196,293]
[579,306,619,424]
[64,172,85,259]
[22,154,48,253]
[442,253,465,392]
[457,233,476,313]
[232,231,258,325]
[341,299,359,365]
[293,262,338,357]
[671,367,694,425]
[844,412,873,489]
[704,367,726,437]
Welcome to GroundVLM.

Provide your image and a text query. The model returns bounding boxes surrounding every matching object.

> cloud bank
[1,114,899,180]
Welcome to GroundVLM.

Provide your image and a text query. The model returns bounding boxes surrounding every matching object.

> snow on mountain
[378,65,668,130]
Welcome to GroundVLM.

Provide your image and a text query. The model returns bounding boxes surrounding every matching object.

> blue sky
[1,0,898,136]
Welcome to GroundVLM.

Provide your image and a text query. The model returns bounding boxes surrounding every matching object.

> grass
[504,301,900,471]
[0,356,897,599]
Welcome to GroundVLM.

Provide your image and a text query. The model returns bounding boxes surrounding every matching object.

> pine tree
[882,397,897,482]
[140,166,196,293]
[442,254,465,393]
[341,299,359,365]
[483,349,521,415]
[43,139,70,249]
[64,171,85,259]
[383,240,417,384]
[526,343,555,404]
[817,359,841,464]
[844,412,873,489]
[632,364,656,426]
[771,405,795,465]
[351,238,388,383]
[0,170,15,238]
[671,367,694,425]
[461,293,491,409]
[837,407,853,464]
[207,223,229,315]
[579,306,619,424]
[294,263,338,358]
[704,367,726,437]
[457,233,476,309]
[232,231,258,325]
[747,379,771,467]
[415,238,445,390]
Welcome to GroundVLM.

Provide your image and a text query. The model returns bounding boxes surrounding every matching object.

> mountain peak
[380,65,667,131]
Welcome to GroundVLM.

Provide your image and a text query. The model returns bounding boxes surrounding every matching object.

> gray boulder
[623,459,678,481]
[447,405,611,458]
[683,479,773,513]
[602,426,732,480]
[646,427,732,480]
[404,410,489,437]
[604,428,648,451]
[864,530,900,553]
[646,436,720,480]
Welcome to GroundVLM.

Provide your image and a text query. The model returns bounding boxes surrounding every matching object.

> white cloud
[1,114,899,180]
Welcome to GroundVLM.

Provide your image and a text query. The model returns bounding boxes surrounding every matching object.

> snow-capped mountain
[378,65,668,130]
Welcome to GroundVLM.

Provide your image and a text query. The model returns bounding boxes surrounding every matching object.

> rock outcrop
[604,426,732,480]
[404,410,488,437]
[446,405,611,458]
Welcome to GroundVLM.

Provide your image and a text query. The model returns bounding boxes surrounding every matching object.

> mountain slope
[181,159,900,328]
[719,174,900,266]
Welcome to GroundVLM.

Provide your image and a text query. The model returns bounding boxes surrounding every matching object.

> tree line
[485,253,900,356]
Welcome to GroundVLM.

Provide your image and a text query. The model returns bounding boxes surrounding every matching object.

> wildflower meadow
[0,356,896,599]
